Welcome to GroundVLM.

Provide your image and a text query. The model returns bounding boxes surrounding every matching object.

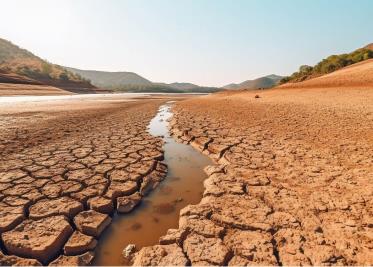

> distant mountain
[168,82,199,90]
[64,67,152,88]
[222,74,283,90]
[65,68,221,93]
[0,38,94,91]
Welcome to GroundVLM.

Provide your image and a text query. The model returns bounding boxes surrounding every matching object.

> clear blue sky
[0,0,372,86]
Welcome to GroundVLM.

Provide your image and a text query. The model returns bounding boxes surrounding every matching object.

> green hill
[280,44,373,84]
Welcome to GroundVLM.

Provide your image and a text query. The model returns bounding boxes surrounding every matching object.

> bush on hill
[280,48,373,84]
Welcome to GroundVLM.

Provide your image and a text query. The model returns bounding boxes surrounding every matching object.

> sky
[0,0,372,87]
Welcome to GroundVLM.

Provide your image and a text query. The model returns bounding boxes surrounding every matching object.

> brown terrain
[0,71,110,96]
[0,96,174,265]
[1,56,373,266]
[131,87,373,265]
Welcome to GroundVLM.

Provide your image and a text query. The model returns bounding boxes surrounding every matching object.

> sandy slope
[280,59,373,88]
[0,82,71,96]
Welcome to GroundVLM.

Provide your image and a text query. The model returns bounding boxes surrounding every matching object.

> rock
[210,194,272,231]
[179,216,224,238]
[0,251,42,266]
[122,244,136,260]
[139,175,157,196]
[110,169,130,182]
[183,233,231,265]
[105,181,138,200]
[87,196,114,214]
[159,229,188,245]
[74,210,111,238]
[49,251,95,266]
[132,244,188,266]
[117,192,141,213]
[203,173,244,196]
[29,197,83,219]
[64,231,97,256]
[224,229,277,265]
[2,216,73,264]
[0,205,24,233]
[274,228,312,265]
[204,164,225,176]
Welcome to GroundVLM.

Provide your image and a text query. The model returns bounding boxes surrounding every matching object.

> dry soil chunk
[132,244,188,266]
[64,231,97,256]
[74,210,111,238]
[224,229,277,265]
[0,205,24,233]
[105,181,138,200]
[29,197,83,219]
[49,251,95,266]
[87,196,113,214]
[117,192,142,213]
[183,233,231,265]
[0,251,42,266]
[2,216,73,264]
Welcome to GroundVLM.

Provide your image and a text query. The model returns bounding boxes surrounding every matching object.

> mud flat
[0,94,195,265]
[132,88,373,266]
[93,103,212,265]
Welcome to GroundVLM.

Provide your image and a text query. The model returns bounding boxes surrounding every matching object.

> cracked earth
[0,97,169,265]
[132,88,373,266]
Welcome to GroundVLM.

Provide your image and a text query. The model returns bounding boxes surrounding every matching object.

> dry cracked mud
[132,88,373,266]
[0,97,172,265]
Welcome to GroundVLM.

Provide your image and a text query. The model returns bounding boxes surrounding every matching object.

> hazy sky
[1,0,372,86]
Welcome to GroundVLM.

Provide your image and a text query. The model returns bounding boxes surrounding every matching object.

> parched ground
[132,88,373,266]
[0,97,170,265]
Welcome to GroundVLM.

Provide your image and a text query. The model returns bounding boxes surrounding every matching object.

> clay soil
[0,95,180,265]
[132,87,373,266]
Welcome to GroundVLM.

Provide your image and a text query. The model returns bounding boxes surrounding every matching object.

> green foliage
[41,62,53,77]
[281,48,373,84]
[59,71,69,81]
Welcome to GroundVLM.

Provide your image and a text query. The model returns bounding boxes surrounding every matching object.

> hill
[222,74,283,90]
[66,68,221,93]
[64,67,152,88]
[0,38,96,92]
[168,82,199,90]
[280,44,373,84]
[279,58,373,89]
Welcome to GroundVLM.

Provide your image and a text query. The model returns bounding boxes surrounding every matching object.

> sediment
[132,88,373,266]
[0,98,169,265]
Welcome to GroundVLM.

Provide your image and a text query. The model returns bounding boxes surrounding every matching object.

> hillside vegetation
[280,46,373,84]
[0,38,92,87]
[279,58,373,89]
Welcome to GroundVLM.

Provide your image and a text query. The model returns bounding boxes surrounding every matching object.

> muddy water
[93,103,212,265]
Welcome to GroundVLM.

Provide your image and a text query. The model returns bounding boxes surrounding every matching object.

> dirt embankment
[279,59,373,89]
[0,98,169,265]
[132,88,373,265]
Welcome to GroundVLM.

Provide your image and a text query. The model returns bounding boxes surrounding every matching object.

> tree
[59,71,69,81]
[41,62,52,77]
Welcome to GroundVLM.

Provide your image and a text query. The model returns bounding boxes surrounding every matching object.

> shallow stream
[93,102,212,265]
